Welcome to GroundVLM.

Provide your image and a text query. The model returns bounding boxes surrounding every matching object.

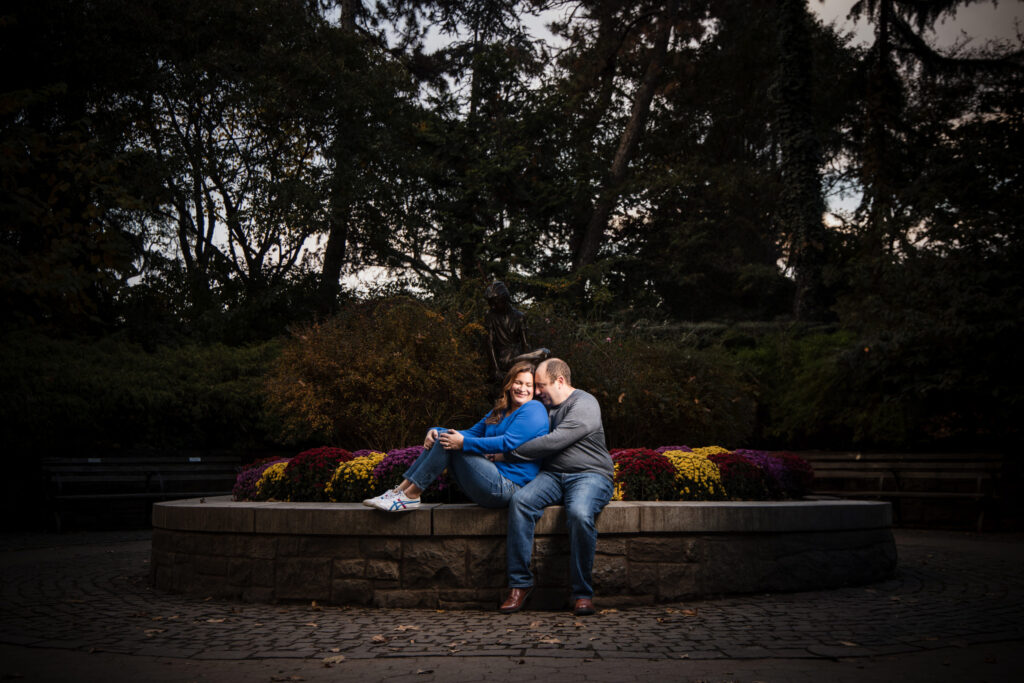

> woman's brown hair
[485,361,536,425]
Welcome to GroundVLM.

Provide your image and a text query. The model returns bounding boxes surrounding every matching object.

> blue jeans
[506,471,614,599]
[403,439,520,508]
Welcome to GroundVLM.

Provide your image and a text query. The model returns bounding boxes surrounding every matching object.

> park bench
[803,452,1005,531]
[42,451,243,531]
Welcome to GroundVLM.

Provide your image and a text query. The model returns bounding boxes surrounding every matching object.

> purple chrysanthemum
[733,449,785,498]
[372,446,423,480]
[232,459,288,501]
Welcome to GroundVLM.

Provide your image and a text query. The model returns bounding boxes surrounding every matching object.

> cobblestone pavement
[1,529,1022,681]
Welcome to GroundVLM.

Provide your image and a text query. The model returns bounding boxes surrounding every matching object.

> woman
[364,361,548,511]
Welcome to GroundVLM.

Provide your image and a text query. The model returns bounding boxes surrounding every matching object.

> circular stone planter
[151,497,896,610]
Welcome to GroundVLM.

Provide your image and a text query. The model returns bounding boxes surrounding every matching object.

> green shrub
[524,309,758,447]
[0,331,278,455]
[262,297,490,451]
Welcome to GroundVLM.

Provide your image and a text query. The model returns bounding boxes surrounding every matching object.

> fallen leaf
[322,655,345,666]
[206,618,226,623]
[304,623,318,628]
[395,625,421,632]
[329,648,341,653]
[681,609,698,616]
[573,621,585,628]
[311,601,322,611]
[539,637,561,644]
[143,629,165,637]
[839,641,859,647]
[598,609,618,614]
[416,669,434,675]
[529,621,544,628]
[371,634,387,643]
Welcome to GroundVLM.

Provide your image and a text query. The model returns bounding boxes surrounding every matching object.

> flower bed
[233,445,814,503]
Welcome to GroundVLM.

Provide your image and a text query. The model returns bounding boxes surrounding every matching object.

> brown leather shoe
[499,587,532,614]
[573,597,596,616]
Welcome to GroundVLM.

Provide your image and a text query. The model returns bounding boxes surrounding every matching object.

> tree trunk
[572,5,674,271]
[776,0,828,320]
[316,5,359,316]
[316,175,350,317]
[567,1,622,258]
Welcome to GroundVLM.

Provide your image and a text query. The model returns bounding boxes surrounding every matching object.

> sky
[352,1,1024,290]
[812,0,1024,47]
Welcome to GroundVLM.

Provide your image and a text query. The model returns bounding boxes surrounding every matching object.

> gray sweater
[507,389,614,480]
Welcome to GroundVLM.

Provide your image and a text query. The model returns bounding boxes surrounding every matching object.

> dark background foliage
[2,0,1020,477]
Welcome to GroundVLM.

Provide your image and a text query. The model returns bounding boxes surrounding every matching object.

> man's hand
[485,453,505,462]
[424,429,438,449]
[439,429,464,450]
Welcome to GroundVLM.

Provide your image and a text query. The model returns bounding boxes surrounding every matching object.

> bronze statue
[484,281,550,382]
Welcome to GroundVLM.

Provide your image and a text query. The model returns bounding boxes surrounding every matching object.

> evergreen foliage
[1,0,1019,454]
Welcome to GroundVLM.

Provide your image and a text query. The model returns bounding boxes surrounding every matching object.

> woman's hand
[439,429,464,450]
[485,453,505,463]
[424,429,438,449]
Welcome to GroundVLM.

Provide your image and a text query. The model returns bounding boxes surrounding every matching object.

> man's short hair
[542,358,571,386]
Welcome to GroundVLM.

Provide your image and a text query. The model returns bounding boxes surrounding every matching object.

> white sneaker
[363,488,399,508]
[375,490,421,512]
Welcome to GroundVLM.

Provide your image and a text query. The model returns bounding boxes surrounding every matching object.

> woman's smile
[510,372,534,406]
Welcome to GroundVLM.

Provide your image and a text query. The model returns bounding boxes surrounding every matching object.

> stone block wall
[151,498,897,610]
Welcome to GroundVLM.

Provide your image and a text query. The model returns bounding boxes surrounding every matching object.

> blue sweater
[453,400,548,486]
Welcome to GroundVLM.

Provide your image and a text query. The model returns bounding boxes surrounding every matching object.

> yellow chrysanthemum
[255,461,290,501]
[326,452,386,502]
[690,445,732,458]
[663,450,726,500]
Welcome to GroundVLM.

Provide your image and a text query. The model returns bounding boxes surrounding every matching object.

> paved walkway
[1,529,1022,681]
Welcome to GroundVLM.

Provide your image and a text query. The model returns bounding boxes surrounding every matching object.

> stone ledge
[153,497,892,536]
[151,496,897,608]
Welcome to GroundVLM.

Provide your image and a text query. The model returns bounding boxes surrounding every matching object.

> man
[494,358,614,616]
